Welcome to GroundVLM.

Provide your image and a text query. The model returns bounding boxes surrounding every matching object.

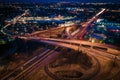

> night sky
[0,0,120,3]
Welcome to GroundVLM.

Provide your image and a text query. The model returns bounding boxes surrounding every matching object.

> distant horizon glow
[0,0,119,3]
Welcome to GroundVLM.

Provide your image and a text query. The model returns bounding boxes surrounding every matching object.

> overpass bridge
[37,37,119,55]
[19,36,120,59]
[29,24,77,36]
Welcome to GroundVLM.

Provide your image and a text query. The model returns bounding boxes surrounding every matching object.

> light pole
[113,55,117,67]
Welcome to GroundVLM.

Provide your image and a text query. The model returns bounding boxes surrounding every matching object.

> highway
[65,8,106,39]
[1,32,119,80]
[21,37,119,80]
[29,24,76,36]
[79,8,106,39]
[1,7,119,80]
[12,9,29,24]
[26,38,119,60]
[18,16,76,21]
[0,9,29,36]
[20,36,120,55]
[65,26,73,39]
[13,48,58,80]
[1,47,61,80]
[19,35,120,60]
[20,37,119,80]
[42,38,120,53]
[44,49,101,80]
[34,38,120,80]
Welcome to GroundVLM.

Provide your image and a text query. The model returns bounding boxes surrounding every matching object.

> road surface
[1,47,60,80]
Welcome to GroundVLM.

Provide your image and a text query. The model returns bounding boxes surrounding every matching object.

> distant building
[89,33,107,43]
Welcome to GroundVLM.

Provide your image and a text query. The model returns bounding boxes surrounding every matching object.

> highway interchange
[0,8,120,80]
